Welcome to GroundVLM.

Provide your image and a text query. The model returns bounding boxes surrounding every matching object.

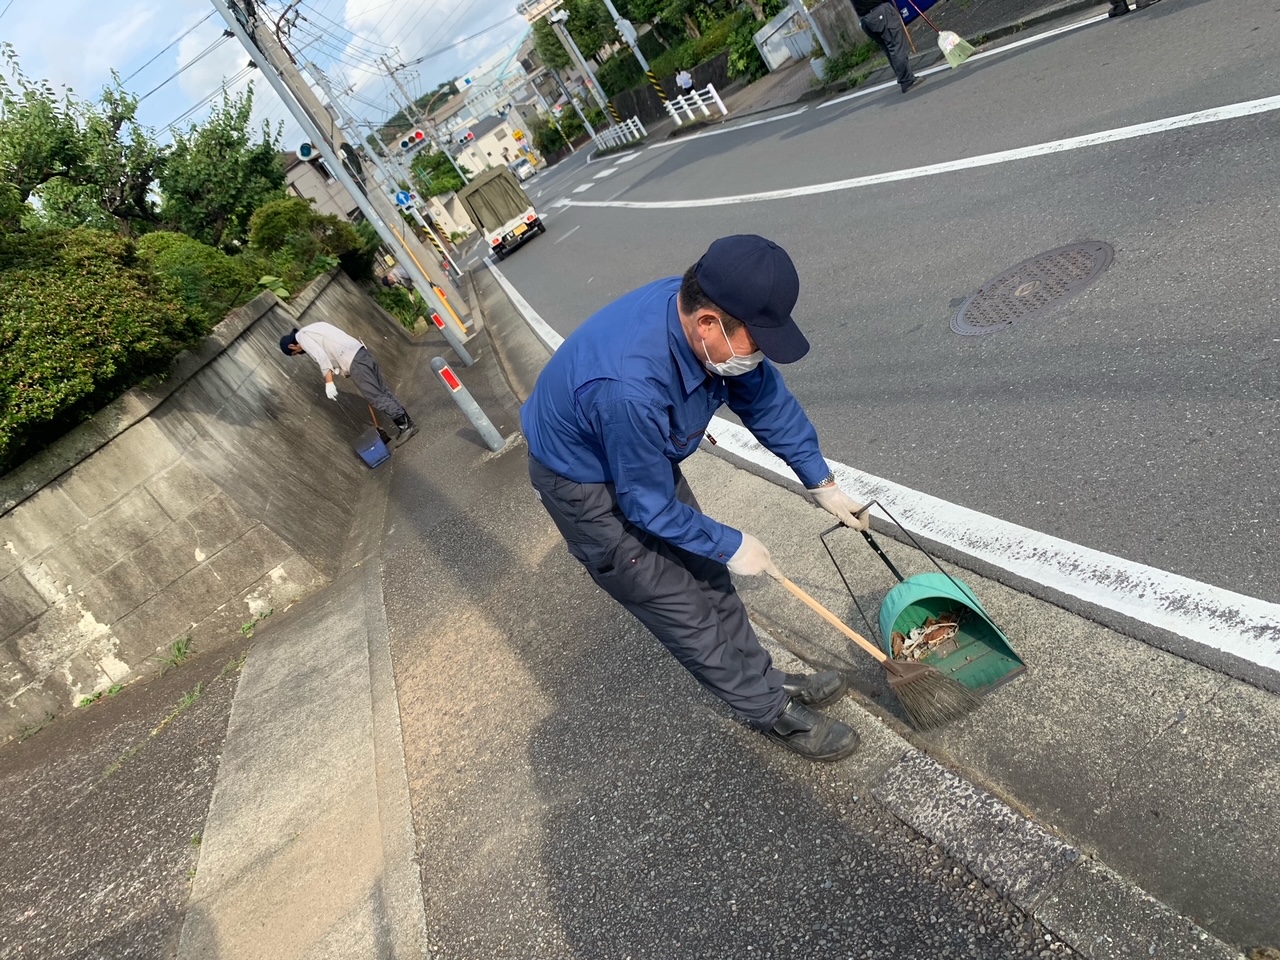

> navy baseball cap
[694,235,808,363]
[279,328,299,355]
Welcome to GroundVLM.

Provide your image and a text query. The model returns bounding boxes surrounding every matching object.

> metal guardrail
[664,83,729,126]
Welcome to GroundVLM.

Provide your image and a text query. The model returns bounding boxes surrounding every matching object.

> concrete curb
[478,266,1247,960]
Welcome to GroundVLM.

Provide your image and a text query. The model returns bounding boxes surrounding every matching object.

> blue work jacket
[521,277,829,562]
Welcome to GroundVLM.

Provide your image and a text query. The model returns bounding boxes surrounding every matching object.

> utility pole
[381,56,469,185]
[209,0,476,363]
[599,0,668,106]
[528,79,573,154]
[547,10,611,116]
[549,67,596,139]
[310,65,460,277]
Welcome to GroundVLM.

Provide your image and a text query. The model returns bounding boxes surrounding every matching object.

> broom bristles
[887,661,983,729]
[938,31,976,68]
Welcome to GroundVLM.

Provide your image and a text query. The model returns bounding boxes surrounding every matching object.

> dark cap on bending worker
[279,328,299,356]
[694,235,808,364]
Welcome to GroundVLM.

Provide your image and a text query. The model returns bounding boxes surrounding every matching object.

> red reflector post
[440,366,462,391]
[431,312,445,328]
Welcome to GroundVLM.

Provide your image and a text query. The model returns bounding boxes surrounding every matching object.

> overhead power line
[137,34,232,102]
[395,14,520,69]
[122,11,216,83]
[163,67,253,131]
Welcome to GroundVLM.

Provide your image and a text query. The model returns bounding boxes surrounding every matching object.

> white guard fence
[664,84,729,126]
[593,116,647,151]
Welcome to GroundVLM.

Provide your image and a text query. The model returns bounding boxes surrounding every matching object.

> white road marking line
[593,168,618,179]
[709,418,1280,673]
[554,224,582,243]
[646,106,809,150]
[572,183,594,193]
[491,261,1280,676]
[486,260,564,353]
[568,93,1280,209]
[614,152,642,163]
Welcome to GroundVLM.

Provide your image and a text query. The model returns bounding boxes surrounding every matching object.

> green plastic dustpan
[820,503,1027,695]
[879,572,1025,693]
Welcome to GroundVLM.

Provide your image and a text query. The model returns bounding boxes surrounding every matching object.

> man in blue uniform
[522,236,868,762]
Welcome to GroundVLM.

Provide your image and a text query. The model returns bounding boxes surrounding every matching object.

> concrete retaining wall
[1,272,424,743]
[813,0,869,56]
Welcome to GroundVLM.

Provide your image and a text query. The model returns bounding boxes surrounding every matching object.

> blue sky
[0,0,530,147]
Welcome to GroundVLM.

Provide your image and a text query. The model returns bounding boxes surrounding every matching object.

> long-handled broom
[904,0,976,68]
[773,571,982,730]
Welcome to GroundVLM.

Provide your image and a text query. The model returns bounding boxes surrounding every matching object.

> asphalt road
[490,0,1280,608]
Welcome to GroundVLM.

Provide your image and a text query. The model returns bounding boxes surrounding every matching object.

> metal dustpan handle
[818,499,979,641]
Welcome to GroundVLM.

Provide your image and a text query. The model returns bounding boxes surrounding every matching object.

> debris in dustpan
[892,610,966,662]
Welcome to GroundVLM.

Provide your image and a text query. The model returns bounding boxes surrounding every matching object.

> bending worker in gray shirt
[280,321,418,446]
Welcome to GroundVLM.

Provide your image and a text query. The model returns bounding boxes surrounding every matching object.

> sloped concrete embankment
[0,272,427,744]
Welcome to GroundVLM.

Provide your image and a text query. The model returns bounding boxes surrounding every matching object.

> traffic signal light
[398,129,427,151]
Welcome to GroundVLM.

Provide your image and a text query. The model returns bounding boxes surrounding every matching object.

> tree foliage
[410,150,470,198]
[159,87,285,251]
[533,19,572,72]
[0,45,163,234]
[247,197,363,285]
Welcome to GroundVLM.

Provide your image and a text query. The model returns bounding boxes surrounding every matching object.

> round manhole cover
[952,242,1114,336]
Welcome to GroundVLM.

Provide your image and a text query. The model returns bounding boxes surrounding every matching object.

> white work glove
[810,481,869,531]
[727,532,781,579]
[324,380,339,401]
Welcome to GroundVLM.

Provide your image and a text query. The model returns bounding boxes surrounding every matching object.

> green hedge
[598,49,646,97]
[651,13,745,76]
[369,283,419,330]
[135,231,259,332]
[0,230,199,473]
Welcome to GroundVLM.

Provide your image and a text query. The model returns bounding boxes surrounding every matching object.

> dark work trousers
[346,347,407,421]
[859,1,916,90]
[529,454,788,730]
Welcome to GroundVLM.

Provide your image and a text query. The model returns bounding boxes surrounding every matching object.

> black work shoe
[764,700,860,762]
[393,416,418,447]
[1108,0,1130,15]
[781,670,848,708]
[901,75,926,93]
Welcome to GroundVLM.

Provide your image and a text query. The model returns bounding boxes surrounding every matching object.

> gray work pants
[859,1,916,90]
[347,347,406,421]
[529,454,788,729]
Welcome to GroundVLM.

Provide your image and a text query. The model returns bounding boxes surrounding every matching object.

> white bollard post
[430,357,504,452]
[707,83,728,117]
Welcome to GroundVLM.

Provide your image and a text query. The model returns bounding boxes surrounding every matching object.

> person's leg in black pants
[859,1,918,91]
[528,455,788,729]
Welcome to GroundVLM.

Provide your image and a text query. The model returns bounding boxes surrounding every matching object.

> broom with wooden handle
[904,0,975,68]
[772,571,982,730]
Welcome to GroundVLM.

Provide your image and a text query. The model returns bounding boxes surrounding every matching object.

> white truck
[457,165,544,261]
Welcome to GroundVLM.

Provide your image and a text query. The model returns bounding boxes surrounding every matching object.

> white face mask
[702,318,764,377]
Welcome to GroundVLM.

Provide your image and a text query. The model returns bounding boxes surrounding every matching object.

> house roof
[468,114,507,139]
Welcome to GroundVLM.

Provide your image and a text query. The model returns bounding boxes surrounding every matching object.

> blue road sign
[395,190,413,207]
